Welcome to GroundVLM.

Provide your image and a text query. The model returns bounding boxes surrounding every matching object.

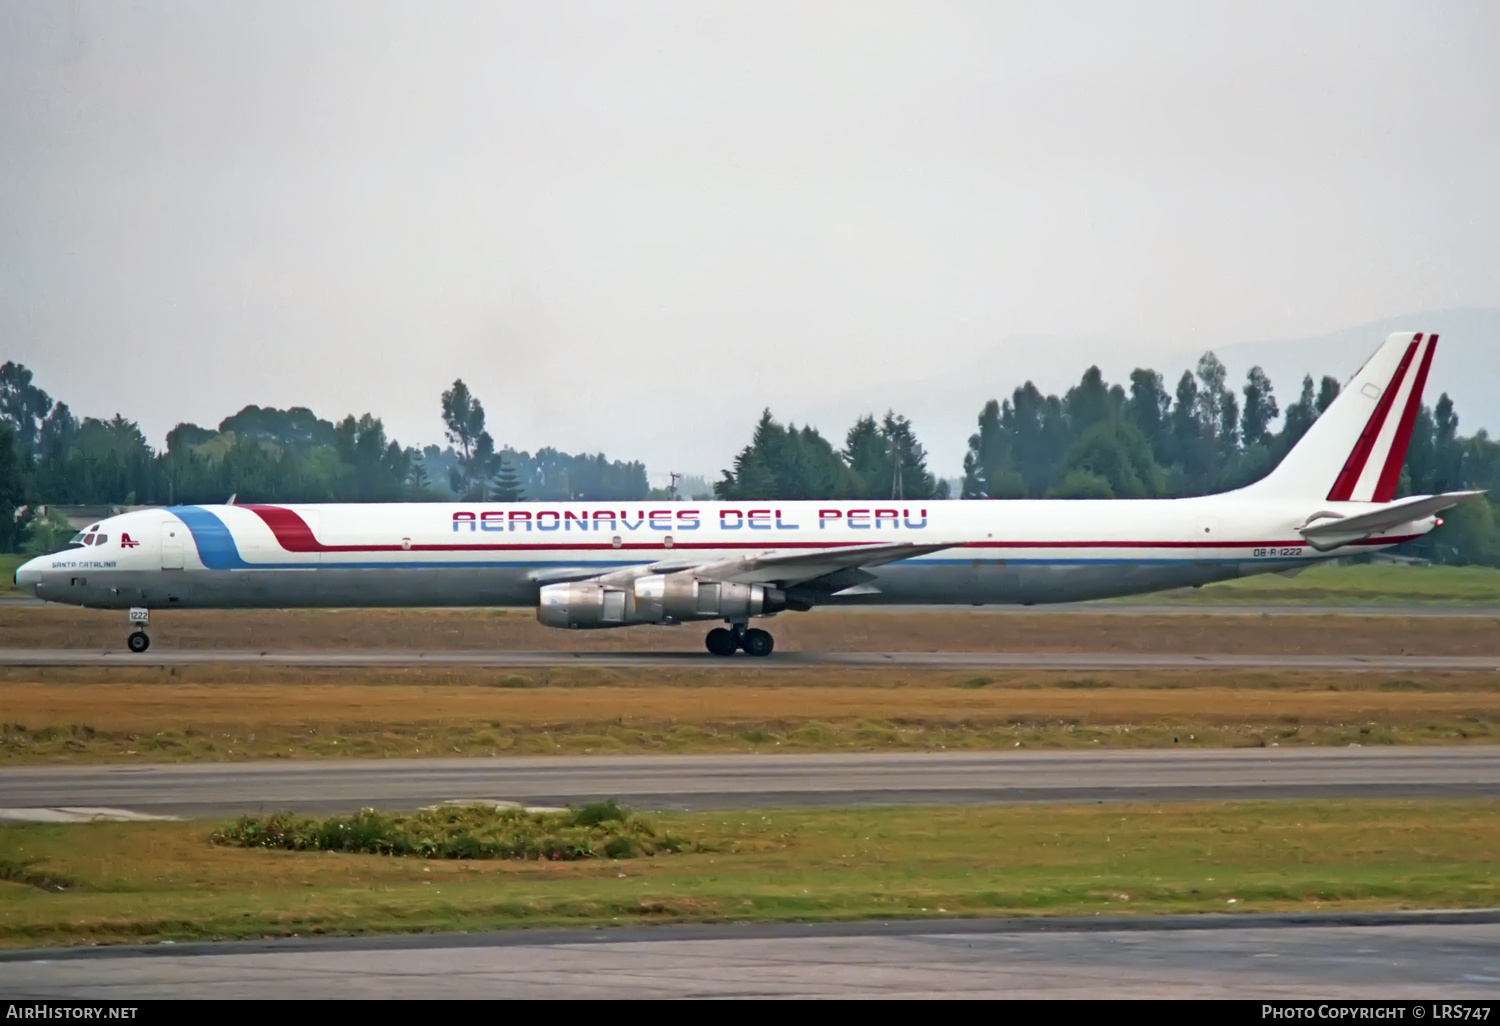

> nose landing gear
[127,607,151,653]
[704,624,775,657]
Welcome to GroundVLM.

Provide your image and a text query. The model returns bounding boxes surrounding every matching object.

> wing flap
[695,541,959,586]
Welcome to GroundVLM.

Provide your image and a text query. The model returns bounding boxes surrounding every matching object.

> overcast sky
[3,1,1498,479]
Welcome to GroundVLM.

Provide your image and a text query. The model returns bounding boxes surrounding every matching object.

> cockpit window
[93,534,108,545]
[69,532,86,545]
[83,533,97,545]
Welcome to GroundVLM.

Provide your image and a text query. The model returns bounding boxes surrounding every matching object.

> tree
[1064,366,1120,435]
[22,507,73,554]
[716,410,860,500]
[1240,366,1279,448]
[219,406,336,450]
[881,412,945,499]
[1432,394,1464,493]
[1050,420,1163,499]
[492,456,525,502]
[845,412,944,500]
[962,400,1026,499]
[0,362,54,457]
[1193,353,1228,435]
[1190,352,1240,465]
[843,416,888,498]
[1124,368,1172,464]
[440,380,497,500]
[1169,370,1209,489]
[333,414,410,501]
[1278,375,1318,455]
[1315,375,1340,415]
[0,422,28,552]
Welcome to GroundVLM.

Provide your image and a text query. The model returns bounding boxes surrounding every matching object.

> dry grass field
[5,605,1500,654]
[1,606,1496,762]
[1,667,1495,761]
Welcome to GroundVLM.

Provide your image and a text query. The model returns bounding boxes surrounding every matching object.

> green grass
[1,800,1496,948]
[1132,563,1500,605]
[0,554,25,597]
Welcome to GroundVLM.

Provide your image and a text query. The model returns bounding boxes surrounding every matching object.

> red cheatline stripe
[1326,337,1420,501]
[1372,334,1438,502]
[243,505,326,551]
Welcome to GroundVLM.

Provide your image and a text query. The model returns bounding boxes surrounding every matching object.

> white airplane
[15,331,1479,656]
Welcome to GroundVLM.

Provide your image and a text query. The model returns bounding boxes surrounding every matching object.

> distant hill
[1204,308,1500,439]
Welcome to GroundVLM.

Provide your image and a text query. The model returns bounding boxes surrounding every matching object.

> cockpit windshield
[60,527,108,552]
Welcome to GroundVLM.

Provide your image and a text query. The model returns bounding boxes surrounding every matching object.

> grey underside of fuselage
[38,560,1272,612]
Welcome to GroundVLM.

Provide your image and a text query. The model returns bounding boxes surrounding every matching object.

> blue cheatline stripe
[164,506,1317,572]
[164,506,253,571]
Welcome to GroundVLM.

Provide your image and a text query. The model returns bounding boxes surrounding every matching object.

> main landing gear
[126,607,151,653]
[705,624,774,658]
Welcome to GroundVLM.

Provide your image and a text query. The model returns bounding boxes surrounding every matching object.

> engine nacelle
[537,573,786,629]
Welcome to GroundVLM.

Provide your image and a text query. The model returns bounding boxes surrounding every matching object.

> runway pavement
[4,747,1497,817]
[5,647,1500,670]
[4,913,1498,997]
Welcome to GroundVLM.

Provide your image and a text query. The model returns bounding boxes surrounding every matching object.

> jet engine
[537,572,786,629]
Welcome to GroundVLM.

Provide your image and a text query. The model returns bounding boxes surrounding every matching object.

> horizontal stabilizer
[1298,491,1484,551]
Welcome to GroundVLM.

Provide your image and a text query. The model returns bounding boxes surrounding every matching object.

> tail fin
[1240,331,1438,502]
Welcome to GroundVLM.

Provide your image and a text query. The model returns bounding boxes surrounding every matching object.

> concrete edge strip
[6,908,1500,963]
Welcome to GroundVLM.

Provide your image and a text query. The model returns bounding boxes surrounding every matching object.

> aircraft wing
[690,541,959,587]
[1298,491,1484,551]
[531,542,959,591]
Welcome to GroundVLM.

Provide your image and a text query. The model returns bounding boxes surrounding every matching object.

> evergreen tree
[492,456,525,502]
[405,459,432,498]
[843,416,888,498]
[716,411,860,500]
[879,412,944,499]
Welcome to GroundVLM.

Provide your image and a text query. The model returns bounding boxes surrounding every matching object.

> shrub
[211,802,684,862]
[571,799,627,827]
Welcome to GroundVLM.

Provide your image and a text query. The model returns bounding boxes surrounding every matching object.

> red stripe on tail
[243,505,327,552]
[1326,337,1419,502]
[1372,334,1437,502]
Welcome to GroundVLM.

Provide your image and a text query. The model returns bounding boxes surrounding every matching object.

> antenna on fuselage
[226,493,237,506]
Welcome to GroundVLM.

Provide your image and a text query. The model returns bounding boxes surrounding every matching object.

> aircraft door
[160,522,185,570]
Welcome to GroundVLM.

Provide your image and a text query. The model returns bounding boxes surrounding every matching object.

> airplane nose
[15,556,42,591]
